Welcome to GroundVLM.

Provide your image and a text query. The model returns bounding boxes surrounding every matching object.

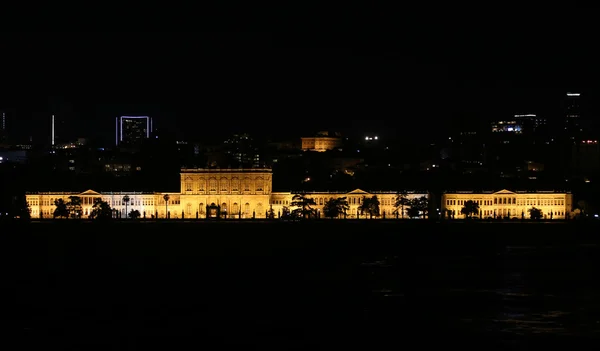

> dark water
[2,221,600,349]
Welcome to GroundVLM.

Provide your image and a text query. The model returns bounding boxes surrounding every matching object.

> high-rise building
[565,92,582,134]
[0,111,6,143]
[115,116,152,146]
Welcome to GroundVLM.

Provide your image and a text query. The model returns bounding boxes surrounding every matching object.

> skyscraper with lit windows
[115,116,152,146]
[565,92,581,135]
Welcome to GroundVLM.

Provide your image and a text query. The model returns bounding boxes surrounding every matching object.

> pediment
[493,189,516,195]
[79,189,101,196]
[348,189,370,195]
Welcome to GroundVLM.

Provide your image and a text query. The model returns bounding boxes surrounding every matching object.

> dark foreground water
[2,221,600,350]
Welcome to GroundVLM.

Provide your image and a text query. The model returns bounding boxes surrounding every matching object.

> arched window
[186,203,192,216]
[199,203,204,214]
[198,178,205,192]
[232,202,239,214]
[185,177,193,192]
[220,177,229,192]
[255,177,264,192]
[243,178,251,192]
[244,203,250,216]
[231,178,239,192]
[209,178,217,192]
[256,203,263,216]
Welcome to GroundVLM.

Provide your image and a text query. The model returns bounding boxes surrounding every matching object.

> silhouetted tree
[323,197,350,219]
[291,193,316,219]
[90,198,112,220]
[129,209,141,219]
[460,200,480,219]
[267,205,275,219]
[11,195,31,221]
[393,190,409,219]
[529,207,542,220]
[360,196,380,219]
[406,196,429,219]
[53,198,69,219]
[67,196,83,219]
[576,200,589,218]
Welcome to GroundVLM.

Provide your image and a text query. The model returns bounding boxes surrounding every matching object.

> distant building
[223,133,262,167]
[301,131,342,152]
[442,189,573,219]
[115,116,152,146]
[565,92,581,134]
[491,114,546,134]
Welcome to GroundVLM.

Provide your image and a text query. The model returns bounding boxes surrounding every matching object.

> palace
[442,189,573,219]
[25,168,429,219]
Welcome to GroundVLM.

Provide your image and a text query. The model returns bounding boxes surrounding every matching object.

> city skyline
[0,89,598,145]
[2,29,600,143]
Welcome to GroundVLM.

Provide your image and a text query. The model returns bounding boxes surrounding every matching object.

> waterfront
[3,221,600,349]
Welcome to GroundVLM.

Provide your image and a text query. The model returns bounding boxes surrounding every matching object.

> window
[244,203,250,215]
[255,178,263,191]
[232,203,239,215]
[220,178,228,192]
[243,178,251,192]
[231,178,239,192]
[198,178,205,192]
[209,178,217,192]
[186,182,192,192]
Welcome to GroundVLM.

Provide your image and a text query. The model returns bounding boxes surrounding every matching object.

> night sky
[1,15,599,144]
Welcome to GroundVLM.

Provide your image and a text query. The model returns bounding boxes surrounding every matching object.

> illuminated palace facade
[442,189,573,219]
[26,168,429,219]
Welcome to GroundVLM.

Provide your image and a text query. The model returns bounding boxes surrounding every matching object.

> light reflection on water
[361,244,600,341]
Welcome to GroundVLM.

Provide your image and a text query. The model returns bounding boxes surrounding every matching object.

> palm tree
[163,194,170,219]
[123,195,130,219]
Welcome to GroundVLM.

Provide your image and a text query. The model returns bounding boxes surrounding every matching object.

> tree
[576,200,589,218]
[406,196,429,219]
[89,198,112,220]
[394,190,410,219]
[281,206,291,219]
[323,197,350,219]
[53,198,69,219]
[267,205,275,219]
[360,196,380,219]
[123,195,130,219]
[528,207,543,220]
[290,193,316,219]
[163,194,170,219]
[460,200,480,219]
[11,195,31,220]
[66,196,83,219]
[129,209,141,219]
